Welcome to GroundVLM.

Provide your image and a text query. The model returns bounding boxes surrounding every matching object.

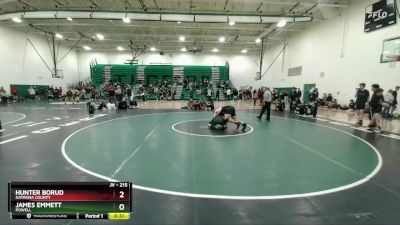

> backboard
[51,69,64,79]
[381,36,400,63]
[255,72,261,80]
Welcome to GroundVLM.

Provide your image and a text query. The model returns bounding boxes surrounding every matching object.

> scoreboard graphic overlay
[8,182,132,220]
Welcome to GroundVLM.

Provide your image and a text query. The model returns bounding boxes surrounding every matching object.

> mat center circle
[63,113,381,199]
[172,119,254,137]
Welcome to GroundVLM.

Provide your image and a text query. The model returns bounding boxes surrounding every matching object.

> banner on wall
[364,0,397,32]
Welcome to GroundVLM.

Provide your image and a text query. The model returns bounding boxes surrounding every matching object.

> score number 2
[118,191,126,211]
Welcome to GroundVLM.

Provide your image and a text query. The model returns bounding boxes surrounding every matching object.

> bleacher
[91,64,229,100]
[145,65,173,84]
[110,65,137,84]
[91,64,108,85]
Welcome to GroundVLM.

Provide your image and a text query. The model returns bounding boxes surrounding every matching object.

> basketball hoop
[387,55,400,62]
[52,69,64,79]
[255,72,261,81]
[124,59,138,65]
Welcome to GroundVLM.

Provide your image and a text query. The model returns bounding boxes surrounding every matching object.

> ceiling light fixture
[117,46,124,51]
[241,49,247,54]
[177,21,181,24]
[96,34,104,40]
[83,46,91,50]
[277,20,287,28]
[122,17,131,23]
[212,48,219,53]
[66,17,73,21]
[229,21,235,26]
[150,47,157,51]
[255,38,262,44]
[55,33,63,39]
[219,36,225,42]
[179,36,185,42]
[12,17,22,23]
[181,47,187,52]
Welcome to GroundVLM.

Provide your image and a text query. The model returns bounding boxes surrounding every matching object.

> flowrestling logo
[367,8,389,20]
[364,0,397,32]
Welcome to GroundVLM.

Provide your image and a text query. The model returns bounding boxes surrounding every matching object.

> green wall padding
[10,84,50,98]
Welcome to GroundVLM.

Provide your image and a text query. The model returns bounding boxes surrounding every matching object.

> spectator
[226,88,232,100]
[207,88,212,98]
[368,84,380,121]
[74,89,81,103]
[115,86,122,101]
[349,100,355,111]
[383,90,394,119]
[66,89,73,102]
[11,86,18,100]
[295,88,302,100]
[0,86,8,103]
[368,88,384,132]
[118,98,128,109]
[354,83,370,126]
[129,98,138,108]
[47,89,54,101]
[97,101,107,110]
[252,90,259,106]
[290,88,296,105]
[271,89,277,103]
[91,87,97,100]
[233,89,238,101]
[321,93,327,106]
[390,86,399,116]
[283,91,289,110]
[28,86,36,100]
[205,97,214,110]
[326,93,333,104]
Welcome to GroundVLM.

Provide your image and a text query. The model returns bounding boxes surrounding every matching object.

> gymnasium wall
[0,25,79,93]
[78,51,260,89]
[77,0,399,104]
[257,0,400,103]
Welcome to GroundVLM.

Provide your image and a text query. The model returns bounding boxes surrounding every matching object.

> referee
[257,87,272,121]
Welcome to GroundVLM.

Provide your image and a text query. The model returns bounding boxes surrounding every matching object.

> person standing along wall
[390,86,399,116]
[11,86,18,101]
[368,84,380,122]
[355,83,370,126]
[295,88,302,100]
[368,88,384,133]
[0,87,7,104]
[226,88,232,101]
[252,90,259,106]
[283,91,289,110]
[383,90,394,119]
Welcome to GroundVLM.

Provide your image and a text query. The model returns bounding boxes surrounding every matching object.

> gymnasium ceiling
[0,0,349,54]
